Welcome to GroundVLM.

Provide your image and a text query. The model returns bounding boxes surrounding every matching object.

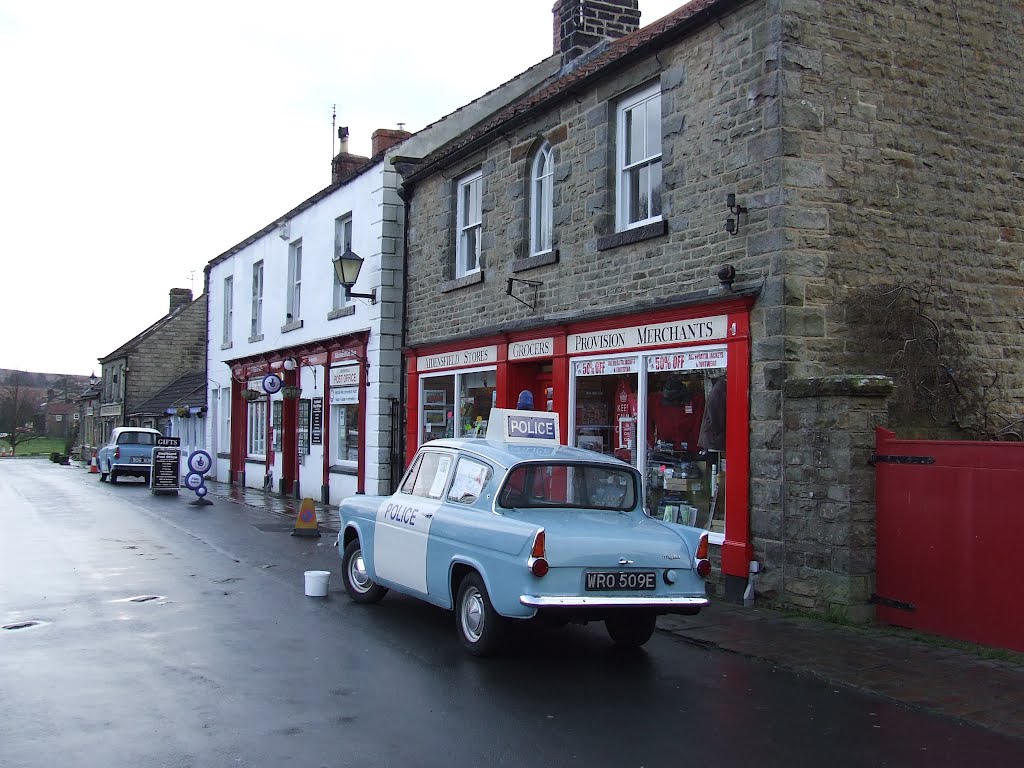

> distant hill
[0,369,92,400]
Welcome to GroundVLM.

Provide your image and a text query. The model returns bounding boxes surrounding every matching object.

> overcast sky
[0,0,687,377]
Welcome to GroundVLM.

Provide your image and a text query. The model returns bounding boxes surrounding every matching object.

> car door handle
[422,512,434,518]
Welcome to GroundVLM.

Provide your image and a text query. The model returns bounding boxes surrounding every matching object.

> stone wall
[778,0,1024,420]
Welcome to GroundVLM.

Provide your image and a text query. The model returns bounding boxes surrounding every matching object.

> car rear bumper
[520,595,708,609]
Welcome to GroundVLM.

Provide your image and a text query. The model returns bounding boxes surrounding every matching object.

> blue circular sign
[184,472,204,490]
[195,485,208,498]
[188,450,212,475]
[262,374,283,395]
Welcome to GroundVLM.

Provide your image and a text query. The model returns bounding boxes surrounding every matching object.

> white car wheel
[456,573,505,657]
[341,539,387,604]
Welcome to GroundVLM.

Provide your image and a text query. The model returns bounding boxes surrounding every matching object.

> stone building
[395,0,1023,615]
[96,289,207,443]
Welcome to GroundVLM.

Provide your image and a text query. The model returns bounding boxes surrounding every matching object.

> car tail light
[531,530,545,558]
[114,447,120,460]
[529,529,548,577]
[695,532,710,578]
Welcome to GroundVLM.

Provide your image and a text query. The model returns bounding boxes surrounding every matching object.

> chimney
[169,288,192,315]
[371,128,412,157]
[552,0,640,64]
[331,126,371,184]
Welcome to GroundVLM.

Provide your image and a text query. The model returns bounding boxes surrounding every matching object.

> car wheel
[456,573,505,657]
[99,468,108,482]
[109,471,118,484]
[605,613,657,648]
[341,539,387,604]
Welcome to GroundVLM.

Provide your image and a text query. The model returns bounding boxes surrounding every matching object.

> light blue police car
[337,409,710,656]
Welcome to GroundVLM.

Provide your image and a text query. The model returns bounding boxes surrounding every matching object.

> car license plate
[585,571,656,591]
[130,457,147,464]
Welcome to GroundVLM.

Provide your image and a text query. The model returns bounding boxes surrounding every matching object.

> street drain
[3,620,43,631]
[112,595,165,603]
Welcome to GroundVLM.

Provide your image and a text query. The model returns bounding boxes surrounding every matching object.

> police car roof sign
[485,408,561,444]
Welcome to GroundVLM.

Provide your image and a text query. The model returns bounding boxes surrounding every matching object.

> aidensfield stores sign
[568,315,727,354]
[417,345,498,372]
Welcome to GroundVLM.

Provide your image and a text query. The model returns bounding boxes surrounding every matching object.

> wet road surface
[2,458,1021,767]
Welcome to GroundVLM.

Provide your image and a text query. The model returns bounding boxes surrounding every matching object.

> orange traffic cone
[89,451,99,474]
[291,497,321,538]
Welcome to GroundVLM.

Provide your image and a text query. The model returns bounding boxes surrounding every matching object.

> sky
[0,0,687,377]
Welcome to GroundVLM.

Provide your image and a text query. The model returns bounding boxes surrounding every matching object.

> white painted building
[205,130,409,503]
[203,57,563,504]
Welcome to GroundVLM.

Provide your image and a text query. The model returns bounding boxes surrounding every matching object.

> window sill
[245,457,267,465]
[440,271,484,293]
[329,464,359,476]
[511,249,559,273]
[280,319,304,333]
[327,305,356,321]
[217,452,231,459]
[597,219,667,251]
[220,341,233,351]
[248,333,264,344]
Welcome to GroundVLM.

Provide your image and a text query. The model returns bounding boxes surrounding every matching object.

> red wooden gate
[873,427,1024,652]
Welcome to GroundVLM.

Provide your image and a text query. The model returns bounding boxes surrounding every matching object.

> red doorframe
[230,378,246,484]
[281,369,298,496]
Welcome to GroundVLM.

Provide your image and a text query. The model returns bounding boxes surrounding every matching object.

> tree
[0,371,42,456]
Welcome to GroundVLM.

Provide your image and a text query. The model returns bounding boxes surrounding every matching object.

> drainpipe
[397,183,412,491]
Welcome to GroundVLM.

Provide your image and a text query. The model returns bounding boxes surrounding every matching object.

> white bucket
[304,570,330,597]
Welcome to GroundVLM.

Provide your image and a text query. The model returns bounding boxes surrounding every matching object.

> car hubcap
[349,551,371,593]
[462,587,484,642]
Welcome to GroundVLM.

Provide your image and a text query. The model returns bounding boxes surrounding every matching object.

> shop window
[332,402,359,465]
[572,357,639,467]
[272,400,282,452]
[298,399,311,457]
[644,363,727,541]
[247,399,267,458]
[219,387,231,448]
[420,369,495,444]
[570,348,728,542]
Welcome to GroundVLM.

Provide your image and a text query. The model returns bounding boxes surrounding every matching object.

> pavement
[191,476,1023,742]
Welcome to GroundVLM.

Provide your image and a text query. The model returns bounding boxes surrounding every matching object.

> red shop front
[404,295,755,589]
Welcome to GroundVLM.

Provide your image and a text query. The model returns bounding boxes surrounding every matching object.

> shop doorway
[507,362,552,412]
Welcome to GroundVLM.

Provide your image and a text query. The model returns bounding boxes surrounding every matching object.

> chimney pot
[371,128,413,156]
[552,0,640,64]
[169,288,193,315]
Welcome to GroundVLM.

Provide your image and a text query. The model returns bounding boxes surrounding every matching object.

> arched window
[529,142,553,256]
